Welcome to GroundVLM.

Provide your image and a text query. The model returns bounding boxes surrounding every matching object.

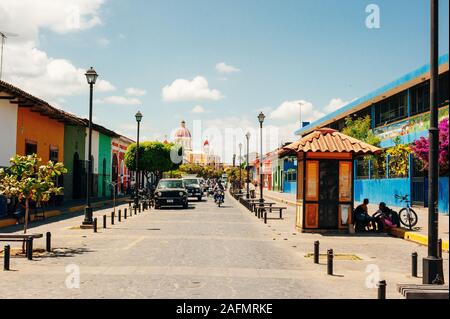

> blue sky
[1,0,449,162]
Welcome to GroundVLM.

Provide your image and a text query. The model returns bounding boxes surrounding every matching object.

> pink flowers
[412,118,449,175]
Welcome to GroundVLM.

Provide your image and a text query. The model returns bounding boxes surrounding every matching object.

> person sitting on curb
[353,198,379,232]
[374,202,400,231]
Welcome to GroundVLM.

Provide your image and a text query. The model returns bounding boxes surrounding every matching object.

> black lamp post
[134,111,143,209]
[82,67,98,226]
[423,0,444,285]
[245,132,251,199]
[239,142,243,193]
[258,112,265,204]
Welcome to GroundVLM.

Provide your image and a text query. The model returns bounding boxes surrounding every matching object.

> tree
[125,141,181,181]
[178,163,224,179]
[179,163,204,176]
[0,154,67,233]
[342,115,381,146]
[412,118,449,176]
[386,143,411,178]
[342,115,385,178]
[225,166,248,187]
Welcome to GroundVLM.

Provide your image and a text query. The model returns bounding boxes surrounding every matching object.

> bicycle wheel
[399,208,418,229]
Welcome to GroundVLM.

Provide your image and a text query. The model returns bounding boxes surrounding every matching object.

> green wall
[63,125,86,200]
[98,133,112,198]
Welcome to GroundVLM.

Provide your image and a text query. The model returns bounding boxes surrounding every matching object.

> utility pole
[423,0,444,285]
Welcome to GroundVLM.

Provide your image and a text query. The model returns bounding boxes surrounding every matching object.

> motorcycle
[214,189,224,207]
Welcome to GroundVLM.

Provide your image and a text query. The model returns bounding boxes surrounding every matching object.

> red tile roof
[283,128,381,155]
[0,79,131,139]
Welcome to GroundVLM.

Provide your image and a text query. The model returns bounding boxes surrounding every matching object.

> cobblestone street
[1,195,447,299]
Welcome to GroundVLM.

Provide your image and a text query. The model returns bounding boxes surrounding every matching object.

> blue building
[282,156,297,195]
[295,54,449,214]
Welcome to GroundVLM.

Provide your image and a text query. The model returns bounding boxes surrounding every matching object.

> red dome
[174,120,191,138]
[203,139,209,146]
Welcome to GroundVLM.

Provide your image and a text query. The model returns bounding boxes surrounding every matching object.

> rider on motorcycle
[213,180,225,202]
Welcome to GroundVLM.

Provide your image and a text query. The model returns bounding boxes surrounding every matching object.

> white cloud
[324,98,349,113]
[116,122,156,141]
[269,100,323,122]
[0,0,104,40]
[191,105,205,113]
[170,97,349,163]
[269,98,350,124]
[0,0,115,100]
[125,87,147,96]
[215,62,240,74]
[97,37,110,47]
[96,96,141,105]
[162,76,224,102]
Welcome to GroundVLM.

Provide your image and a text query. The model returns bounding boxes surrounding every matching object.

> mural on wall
[374,105,449,141]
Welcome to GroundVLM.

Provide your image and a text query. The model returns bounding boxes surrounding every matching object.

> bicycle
[395,194,418,229]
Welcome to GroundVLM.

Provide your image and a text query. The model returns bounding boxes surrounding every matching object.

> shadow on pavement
[39,247,94,259]
[0,201,130,234]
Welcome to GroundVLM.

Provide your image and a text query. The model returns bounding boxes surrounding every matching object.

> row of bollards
[312,241,386,299]
[94,203,149,233]
[3,202,149,270]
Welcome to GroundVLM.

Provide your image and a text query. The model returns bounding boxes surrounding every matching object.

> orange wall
[16,108,65,163]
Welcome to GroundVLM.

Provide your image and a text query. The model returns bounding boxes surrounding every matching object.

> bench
[0,233,43,242]
[0,233,44,258]
[252,202,276,216]
[259,206,287,223]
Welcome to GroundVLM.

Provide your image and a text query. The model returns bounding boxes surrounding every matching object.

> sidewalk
[256,189,449,251]
[0,196,131,231]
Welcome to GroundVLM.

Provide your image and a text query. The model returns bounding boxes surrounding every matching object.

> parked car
[182,178,203,201]
[154,179,188,209]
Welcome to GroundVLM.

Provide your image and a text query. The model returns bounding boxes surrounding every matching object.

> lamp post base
[423,257,445,284]
[81,207,93,226]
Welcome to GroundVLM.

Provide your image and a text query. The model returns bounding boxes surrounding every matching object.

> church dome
[174,120,191,138]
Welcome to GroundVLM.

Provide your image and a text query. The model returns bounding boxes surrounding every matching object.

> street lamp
[258,112,265,204]
[134,110,143,209]
[82,67,98,227]
[239,142,243,194]
[245,132,251,199]
[423,0,444,285]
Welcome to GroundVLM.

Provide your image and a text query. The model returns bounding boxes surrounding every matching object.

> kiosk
[282,128,380,233]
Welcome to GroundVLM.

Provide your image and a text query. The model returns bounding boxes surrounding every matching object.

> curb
[389,227,449,252]
[258,192,449,252]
